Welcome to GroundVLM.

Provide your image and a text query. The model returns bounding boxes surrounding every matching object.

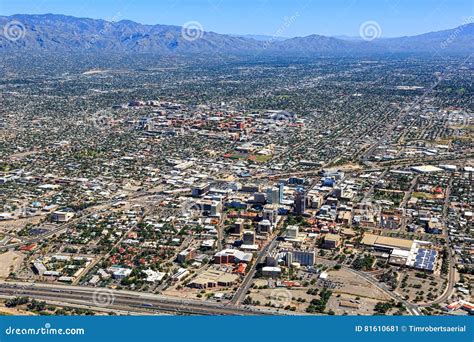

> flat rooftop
[361,233,414,250]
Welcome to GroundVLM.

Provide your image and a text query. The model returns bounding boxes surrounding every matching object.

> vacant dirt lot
[0,250,25,278]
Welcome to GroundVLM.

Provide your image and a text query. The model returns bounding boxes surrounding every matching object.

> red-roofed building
[19,243,37,252]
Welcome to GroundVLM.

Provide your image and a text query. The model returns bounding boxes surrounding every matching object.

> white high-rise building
[286,225,299,239]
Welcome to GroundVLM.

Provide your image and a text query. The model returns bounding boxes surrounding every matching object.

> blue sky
[1,0,473,37]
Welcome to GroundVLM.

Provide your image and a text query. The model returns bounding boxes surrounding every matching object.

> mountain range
[0,14,473,55]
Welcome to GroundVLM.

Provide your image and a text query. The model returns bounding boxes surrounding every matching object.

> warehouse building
[361,233,414,252]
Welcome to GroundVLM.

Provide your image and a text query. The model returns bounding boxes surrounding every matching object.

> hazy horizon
[1,0,473,38]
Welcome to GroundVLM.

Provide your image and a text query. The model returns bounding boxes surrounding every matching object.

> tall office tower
[294,190,306,215]
[266,187,273,204]
[279,182,285,203]
[271,187,279,204]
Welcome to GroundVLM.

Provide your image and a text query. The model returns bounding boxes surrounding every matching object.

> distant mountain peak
[0,13,472,55]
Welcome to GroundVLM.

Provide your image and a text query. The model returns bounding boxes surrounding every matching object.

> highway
[0,282,269,316]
